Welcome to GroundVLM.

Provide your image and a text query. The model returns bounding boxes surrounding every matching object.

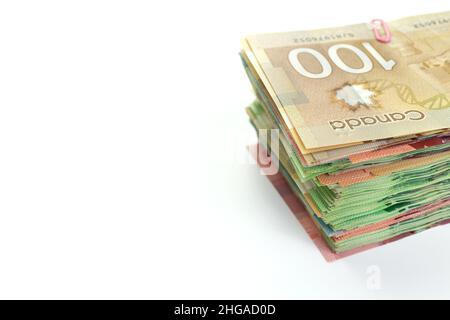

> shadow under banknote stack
[241,11,450,254]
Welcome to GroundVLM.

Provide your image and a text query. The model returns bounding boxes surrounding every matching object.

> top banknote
[242,11,450,150]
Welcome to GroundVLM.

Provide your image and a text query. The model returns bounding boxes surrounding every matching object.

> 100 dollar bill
[242,11,450,149]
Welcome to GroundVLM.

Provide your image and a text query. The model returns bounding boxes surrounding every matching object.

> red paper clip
[371,19,392,43]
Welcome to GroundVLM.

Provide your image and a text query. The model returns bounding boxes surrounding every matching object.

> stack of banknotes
[241,11,450,253]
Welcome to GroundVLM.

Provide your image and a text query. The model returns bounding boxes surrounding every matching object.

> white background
[0,0,449,299]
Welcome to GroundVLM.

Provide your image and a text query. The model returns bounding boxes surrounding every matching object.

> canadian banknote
[242,11,450,150]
